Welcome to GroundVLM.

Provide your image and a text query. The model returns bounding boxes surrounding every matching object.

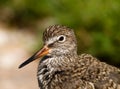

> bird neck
[43,52,78,70]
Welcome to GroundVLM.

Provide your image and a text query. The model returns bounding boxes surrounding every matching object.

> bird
[19,25,120,89]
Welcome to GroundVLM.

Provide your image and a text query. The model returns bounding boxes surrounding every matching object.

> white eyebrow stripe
[46,36,58,45]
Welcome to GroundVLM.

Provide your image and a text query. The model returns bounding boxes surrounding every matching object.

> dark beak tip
[18,63,26,69]
[18,54,36,69]
[18,47,48,69]
[18,64,23,69]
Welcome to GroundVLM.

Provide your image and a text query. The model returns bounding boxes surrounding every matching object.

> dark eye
[57,35,66,42]
[59,36,64,41]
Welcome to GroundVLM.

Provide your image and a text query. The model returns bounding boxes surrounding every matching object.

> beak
[19,46,49,69]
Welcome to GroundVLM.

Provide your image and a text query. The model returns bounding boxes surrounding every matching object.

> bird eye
[57,35,66,42]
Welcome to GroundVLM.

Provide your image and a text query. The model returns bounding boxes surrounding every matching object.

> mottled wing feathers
[79,53,120,89]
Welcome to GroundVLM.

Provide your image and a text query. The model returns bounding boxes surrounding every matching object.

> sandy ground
[0,25,40,89]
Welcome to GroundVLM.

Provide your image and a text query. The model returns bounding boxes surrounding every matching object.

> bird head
[19,25,77,68]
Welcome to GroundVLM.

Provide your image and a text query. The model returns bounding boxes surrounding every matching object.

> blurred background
[0,0,120,89]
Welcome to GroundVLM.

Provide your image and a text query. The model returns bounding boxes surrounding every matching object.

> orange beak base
[19,46,49,68]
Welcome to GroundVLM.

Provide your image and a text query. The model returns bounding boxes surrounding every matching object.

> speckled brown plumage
[19,25,120,89]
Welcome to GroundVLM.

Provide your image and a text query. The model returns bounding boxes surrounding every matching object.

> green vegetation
[0,0,120,67]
